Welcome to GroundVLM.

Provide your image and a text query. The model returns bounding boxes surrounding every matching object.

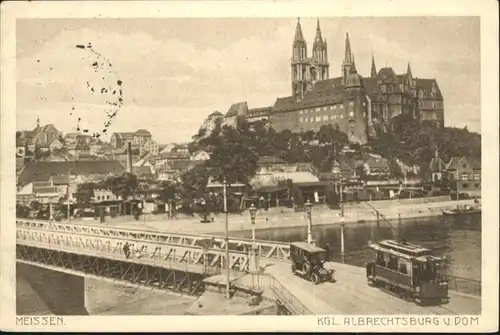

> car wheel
[311,272,319,284]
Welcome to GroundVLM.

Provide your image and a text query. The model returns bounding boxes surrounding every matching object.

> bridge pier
[16,262,88,315]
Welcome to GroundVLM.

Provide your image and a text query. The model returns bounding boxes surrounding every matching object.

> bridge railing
[16,219,291,261]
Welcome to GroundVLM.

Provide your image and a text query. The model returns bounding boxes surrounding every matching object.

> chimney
[127,142,133,173]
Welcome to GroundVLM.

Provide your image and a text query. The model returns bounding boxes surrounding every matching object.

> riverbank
[90,199,478,236]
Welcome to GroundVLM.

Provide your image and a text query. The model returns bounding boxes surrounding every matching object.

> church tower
[371,54,377,78]
[341,33,355,84]
[311,19,329,83]
[291,18,310,100]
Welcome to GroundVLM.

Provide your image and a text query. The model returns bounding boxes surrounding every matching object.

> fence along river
[234,213,482,295]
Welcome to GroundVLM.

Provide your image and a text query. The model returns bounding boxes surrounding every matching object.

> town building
[200,111,225,136]
[110,129,152,149]
[16,160,125,187]
[443,156,481,197]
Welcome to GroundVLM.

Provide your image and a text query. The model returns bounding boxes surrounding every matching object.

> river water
[233,213,482,281]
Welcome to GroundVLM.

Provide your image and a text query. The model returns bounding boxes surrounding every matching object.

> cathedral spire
[314,18,323,45]
[352,53,357,72]
[344,32,353,63]
[371,54,377,77]
[36,116,40,128]
[407,62,413,79]
[294,17,305,42]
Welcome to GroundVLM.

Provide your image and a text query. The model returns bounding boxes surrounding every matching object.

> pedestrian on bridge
[123,242,131,259]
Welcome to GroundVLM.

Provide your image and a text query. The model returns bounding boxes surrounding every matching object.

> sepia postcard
[1,0,498,332]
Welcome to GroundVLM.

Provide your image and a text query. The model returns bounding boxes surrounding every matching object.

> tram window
[376,252,385,266]
[387,255,398,271]
[399,262,408,274]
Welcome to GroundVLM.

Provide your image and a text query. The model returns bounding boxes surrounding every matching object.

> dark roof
[17,160,125,186]
[416,78,443,99]
[16,137,28,147]
[247,107,272,118]
[298,84,345,109]
[226,101,248,117]
[445,156,464,170]
[135,129,152,136]
[429,157,445,172]
[209,111,224,117]
[257,156,286,165]
[50,175,70,185]
[377,67,398,82]
[272,96,296,112]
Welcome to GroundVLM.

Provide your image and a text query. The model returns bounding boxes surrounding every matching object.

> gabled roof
[377,67,398,82]
[135,129,152,136]
[272,96,297,112]
[416,78,443,99]
[445,156,465,170]
[17,160,125,186]
[226,101,249,117]
[50,175,71,185]
[247,107,272,118]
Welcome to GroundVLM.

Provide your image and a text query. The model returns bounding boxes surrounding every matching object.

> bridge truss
[16,219,291,261]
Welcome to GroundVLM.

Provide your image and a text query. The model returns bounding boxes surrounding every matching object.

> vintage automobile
[289,242,335,284]
[366,239,449,305]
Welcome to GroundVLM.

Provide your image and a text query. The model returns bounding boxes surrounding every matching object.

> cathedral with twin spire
[268,18,445,144]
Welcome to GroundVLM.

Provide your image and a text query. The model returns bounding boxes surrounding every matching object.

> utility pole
[223,177,230,299]
[67,168,71,222]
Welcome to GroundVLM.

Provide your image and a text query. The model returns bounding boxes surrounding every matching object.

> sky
[16,17,481,144]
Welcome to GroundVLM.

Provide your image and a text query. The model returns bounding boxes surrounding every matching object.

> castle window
[388,85,393,93]
[363,112,366,118]
[340,105,344,109]
[299,117,303,123]
[316,108,320,112]
[349,101,354,107]
[333,115,337,120]
[380,85,386,93]
[299,110,303,115]
[323,115,328,121]
[316,116,321,122]
[349,111,354,117]
[340,114,344,119]
[333,105,337,110]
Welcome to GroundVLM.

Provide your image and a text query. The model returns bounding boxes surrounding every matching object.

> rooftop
[17,160,125,186]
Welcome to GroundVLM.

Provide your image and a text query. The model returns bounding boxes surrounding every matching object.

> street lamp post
[304,199,313,245]
[249,204,258,273]
[223,178,230,299]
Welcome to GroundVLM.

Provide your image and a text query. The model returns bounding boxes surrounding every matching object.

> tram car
[289,242,335,284]
[365,239,449,305]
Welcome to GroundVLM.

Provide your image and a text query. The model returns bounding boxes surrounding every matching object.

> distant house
[429,153,446,183]
[18,120,61,152]
[49,138,64,152]
[363,155,390,177]
[224,101,248,128]
[444,156,481,197]
[141,139,160,156]
[17,181,62,206]
[67,141,90,158]
[200,111,225,136]
[16,160,125,187]
[191,150,210,161]
[112,146,140,167]
[110,129,152,149]
[64,133,93,146]
[246,106,272,123]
